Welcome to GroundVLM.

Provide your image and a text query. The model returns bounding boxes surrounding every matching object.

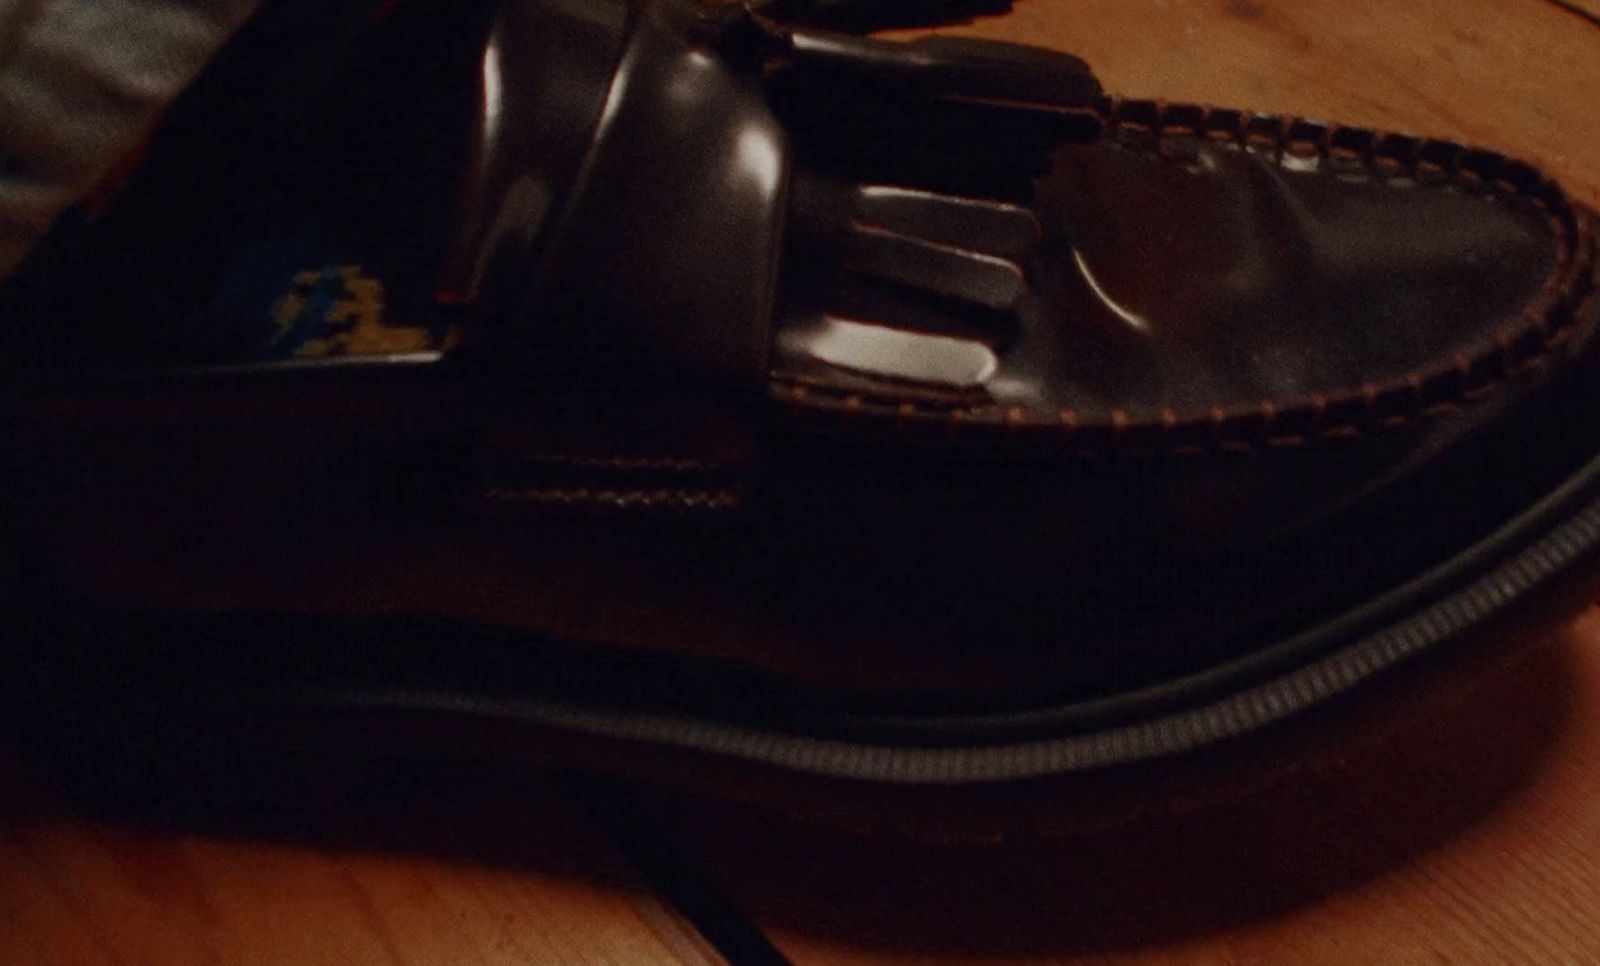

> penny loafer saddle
[3,0,1598,799]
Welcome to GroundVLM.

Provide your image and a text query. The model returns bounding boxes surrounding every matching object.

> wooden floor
[6,1,1600,962]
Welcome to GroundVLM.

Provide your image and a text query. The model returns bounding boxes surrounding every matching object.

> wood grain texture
[0,764,723,966]
[3,2,1600,965]
[901,0,1600,209]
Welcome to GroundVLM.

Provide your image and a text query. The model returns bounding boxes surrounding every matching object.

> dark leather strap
[449,0,786,381]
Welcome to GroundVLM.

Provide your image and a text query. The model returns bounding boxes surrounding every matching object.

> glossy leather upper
[4,0,1600,708]
[444,0,631,310]
[1026,137,1557,411]
[455,0,788,378]
[771,114,1577,432]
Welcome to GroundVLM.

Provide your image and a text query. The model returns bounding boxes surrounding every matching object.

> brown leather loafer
[3,0,1598,803]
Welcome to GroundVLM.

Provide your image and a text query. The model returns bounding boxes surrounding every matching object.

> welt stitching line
[480,486,742,512]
